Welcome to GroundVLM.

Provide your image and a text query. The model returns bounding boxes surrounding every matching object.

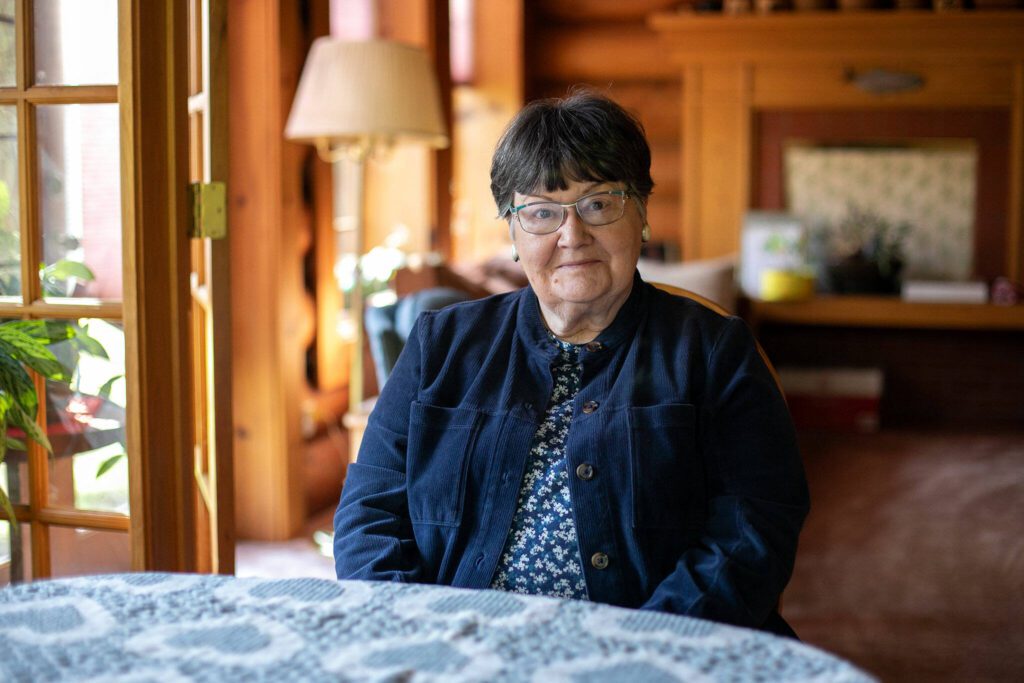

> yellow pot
[760,269,816,301]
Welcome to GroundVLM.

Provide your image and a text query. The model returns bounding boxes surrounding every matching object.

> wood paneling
[533,79,680,145]
[752,62,1015,110]
[529,23,676,82]
[648,11,1024,63]
[1011,62,1024,281]
[681,63,753,259]
[450,0,524,263]
[227,0,305,541]
[652,12,1024,282]
[750,296,1024,331]
[531,0,679,22]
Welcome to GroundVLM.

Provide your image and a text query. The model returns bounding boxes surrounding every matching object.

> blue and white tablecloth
[0,573,873,682]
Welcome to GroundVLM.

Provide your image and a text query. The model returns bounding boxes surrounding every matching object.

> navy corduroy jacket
[334,273,809,635]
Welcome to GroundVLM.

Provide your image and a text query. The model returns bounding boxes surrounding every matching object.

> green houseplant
[820,205,911,295]
[0,319,77,536]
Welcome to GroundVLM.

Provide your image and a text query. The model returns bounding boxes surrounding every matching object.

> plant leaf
[0,329,69,381]
[70,327,108,359]
[43,259,95,282]
[96,452,126,479]
[0,411,17,539]
[0,354,39,416]
[3,319,77,345]
[8,402,52,453]
[4,435,26,452]
[0,487,17,537]
[97,374,124,399]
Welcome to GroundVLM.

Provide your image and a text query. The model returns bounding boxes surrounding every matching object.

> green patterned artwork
[785,144,977,280]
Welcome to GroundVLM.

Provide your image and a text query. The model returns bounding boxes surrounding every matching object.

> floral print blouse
[489,336,589,600]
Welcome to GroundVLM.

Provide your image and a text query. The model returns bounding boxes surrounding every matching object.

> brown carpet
[786,430,1024,682]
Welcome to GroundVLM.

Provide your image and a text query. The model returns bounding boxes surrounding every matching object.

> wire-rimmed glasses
[508,189,631,235]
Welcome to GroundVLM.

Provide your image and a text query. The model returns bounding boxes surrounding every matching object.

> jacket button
[576,463,595,481]
[591,552,609,570]
[584,341,603,352]
[581,401,599,414]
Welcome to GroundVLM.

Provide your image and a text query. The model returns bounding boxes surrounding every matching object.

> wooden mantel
[648,11,1024,61]
[648,11,1024,281]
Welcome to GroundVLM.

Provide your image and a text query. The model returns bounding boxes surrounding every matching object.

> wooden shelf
[747,296,1024,331]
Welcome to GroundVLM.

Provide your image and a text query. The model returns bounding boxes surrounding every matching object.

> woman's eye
[582,198,607,212]
[530,207,555,220]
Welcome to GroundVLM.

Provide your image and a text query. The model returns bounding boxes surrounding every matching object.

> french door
[0,0,233,582]
[186,0,234,574]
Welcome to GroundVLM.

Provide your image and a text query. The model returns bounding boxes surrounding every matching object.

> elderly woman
[334,91,809,637]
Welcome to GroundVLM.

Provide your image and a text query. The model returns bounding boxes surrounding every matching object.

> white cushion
[637,254,738,313]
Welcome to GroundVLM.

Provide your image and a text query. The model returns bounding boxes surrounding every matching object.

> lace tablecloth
[0,573,873,682]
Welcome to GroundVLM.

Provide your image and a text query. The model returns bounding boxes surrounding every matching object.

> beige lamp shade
[285,38,448,151]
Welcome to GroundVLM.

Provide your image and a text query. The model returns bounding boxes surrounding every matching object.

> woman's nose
[557,206,592,246]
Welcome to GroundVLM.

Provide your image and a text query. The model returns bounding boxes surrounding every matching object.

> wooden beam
[227,0,305,541]
[120,0,197,571]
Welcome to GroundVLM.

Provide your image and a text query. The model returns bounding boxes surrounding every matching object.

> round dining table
[0,572,873,681]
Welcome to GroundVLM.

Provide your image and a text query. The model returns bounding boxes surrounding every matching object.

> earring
[641,224,651,243]
[512,245,520,262]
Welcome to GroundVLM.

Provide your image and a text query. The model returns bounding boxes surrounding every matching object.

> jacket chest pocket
[629,403,703,530]
[407,402,482,526]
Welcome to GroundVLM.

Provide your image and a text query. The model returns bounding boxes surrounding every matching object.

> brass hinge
[189,182,227,239]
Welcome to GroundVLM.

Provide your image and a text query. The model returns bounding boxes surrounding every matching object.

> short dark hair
[489,90,654,218]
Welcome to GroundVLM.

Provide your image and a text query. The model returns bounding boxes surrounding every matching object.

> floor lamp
[285,39,448,413]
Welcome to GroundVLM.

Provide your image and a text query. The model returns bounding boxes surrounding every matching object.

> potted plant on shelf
[819,205,911,295]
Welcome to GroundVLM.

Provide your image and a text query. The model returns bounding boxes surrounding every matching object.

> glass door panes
[0,444,28,505]
[0,0,128,586]
[49,525,129,575]
[0,105,18,297]
[0,1,13,87]
[33,0,118,86]
[0,521,32,584]
[37,104,123,300]
[46,318,127,514]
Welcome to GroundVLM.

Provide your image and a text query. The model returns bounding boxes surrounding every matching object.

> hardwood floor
[786,430,1024,682]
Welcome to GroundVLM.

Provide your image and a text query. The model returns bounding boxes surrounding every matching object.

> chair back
[365,287,470,389]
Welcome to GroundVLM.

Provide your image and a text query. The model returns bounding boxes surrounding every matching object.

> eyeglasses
[508,189,630,235]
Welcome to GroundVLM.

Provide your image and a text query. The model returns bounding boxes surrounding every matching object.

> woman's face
[511,179,644,315]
